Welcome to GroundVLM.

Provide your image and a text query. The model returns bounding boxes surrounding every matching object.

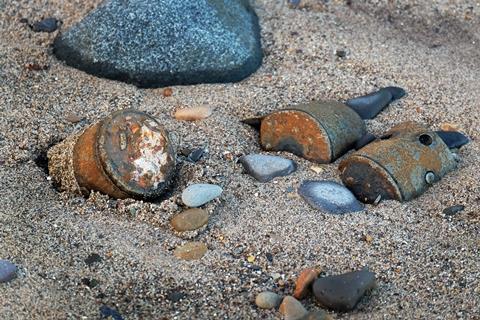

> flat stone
[443,205,465,216]
[32,17,60,33]
[181,184,222,207]
[312,269,376,311]
[298,181,364,214]
[174,242,208,260]
[239,154,296,182]
[0,259,17,283]
[255,291,282,309]
[279,296,308,320]
[54,0,262,88]
[171,208,209,232]
[175,106,213,121]
[293,268,320,299]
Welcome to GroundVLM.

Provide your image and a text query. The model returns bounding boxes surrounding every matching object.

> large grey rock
[54,0,262,88]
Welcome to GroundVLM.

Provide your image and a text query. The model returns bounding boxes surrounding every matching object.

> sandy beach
[0,0,479,319]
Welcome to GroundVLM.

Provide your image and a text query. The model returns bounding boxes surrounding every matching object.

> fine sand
[1,0,479,319]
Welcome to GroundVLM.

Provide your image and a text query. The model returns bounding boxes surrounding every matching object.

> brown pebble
[174,106,213,121]
[65,113,83,123]
[174,242,207,260]
[294,268,320,299]
[163,87,173,97]
[170,208,209,232]
[279,296,308,320]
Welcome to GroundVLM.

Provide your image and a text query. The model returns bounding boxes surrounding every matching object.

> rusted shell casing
[260,101,366,163]
[73,109,176,199]
[339,122,457,203]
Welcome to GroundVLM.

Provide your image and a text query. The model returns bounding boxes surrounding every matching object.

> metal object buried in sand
[259,101,366,163]
[73,109,176,199]
[339,121,457,203]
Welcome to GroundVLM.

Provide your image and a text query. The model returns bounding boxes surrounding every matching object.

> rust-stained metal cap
[73,109,176,199]
[339,121,457,203]
[260,101,366,163]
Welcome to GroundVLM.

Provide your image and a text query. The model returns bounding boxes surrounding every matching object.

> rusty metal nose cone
[74,109,176,199]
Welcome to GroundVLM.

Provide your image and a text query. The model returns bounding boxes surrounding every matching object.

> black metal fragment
[436,131,470,149]
[345,86,406,119]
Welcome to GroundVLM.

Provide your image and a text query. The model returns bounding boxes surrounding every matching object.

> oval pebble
[279,296,308,320]
[255,291,282,309]
[239,154,296,182]
[175,106,213,121]
[0,259,17,283]
[181,184,222,207]
[171,208,209,232]
[174,242,208,260]
[298,181,363,214]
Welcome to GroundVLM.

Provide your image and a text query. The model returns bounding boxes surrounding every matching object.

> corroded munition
[260,101,366,163]
[51,109,176,199]
[339,122,457,203]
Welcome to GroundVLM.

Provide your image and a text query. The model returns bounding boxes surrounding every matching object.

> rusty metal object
[72,109,176,199]
[259,101,366,163]
[339,122,457,203]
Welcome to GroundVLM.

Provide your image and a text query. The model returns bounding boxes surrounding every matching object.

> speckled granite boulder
[54,0,262,88]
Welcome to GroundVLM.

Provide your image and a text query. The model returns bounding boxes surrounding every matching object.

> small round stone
[171,208,209,232]
[279,296,308,320]
[294,268,320,299]
[0,259,17,283]
[255,291,282,309]
[181,184,223,207]
[174,242,208,260]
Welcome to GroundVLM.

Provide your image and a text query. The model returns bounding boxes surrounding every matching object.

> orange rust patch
[260,110,331,163]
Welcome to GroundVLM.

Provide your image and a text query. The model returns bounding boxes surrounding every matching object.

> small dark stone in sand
[167,290,187,302]
[100,306,124,320]
[346,87,405,119]
[266,252,274,262]
[32,18,60,33]
[239,154,296,182]
[187,148,205,163]
[298,181,363,214]
[81,278,99,288]
[313,269,376,311]
[443,205,465,216]
[336,49,347,58]
[0,259,17,283]
[85,253,102,266]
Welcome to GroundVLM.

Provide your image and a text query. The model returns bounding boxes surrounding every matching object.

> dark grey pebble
[0,259,17,283]
[298,181,364,214]
[32,18,60,32]
[53,0,262,88]
[85,253,102,266]
[167,290,187,302]
[239,154,296,182]
[187,148,205,163]
[313,269,376,311]
[443,205,465,216]
[355,133,376,150]
[436,131,470,149]
[336,49,347,58]
[346,86,406,119]
[100,306,124,320]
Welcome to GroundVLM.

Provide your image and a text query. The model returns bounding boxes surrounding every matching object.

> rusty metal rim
[345,154,404,201]
[283,108,334,161]
[96,109,170,199]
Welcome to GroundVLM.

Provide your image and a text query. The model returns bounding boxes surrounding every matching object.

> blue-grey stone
[298,181,363,214]
[239,154,296,182]
[0,259,17,283]
[182,184,222,207]
[53,0,262,88]
[313,269,376,311]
